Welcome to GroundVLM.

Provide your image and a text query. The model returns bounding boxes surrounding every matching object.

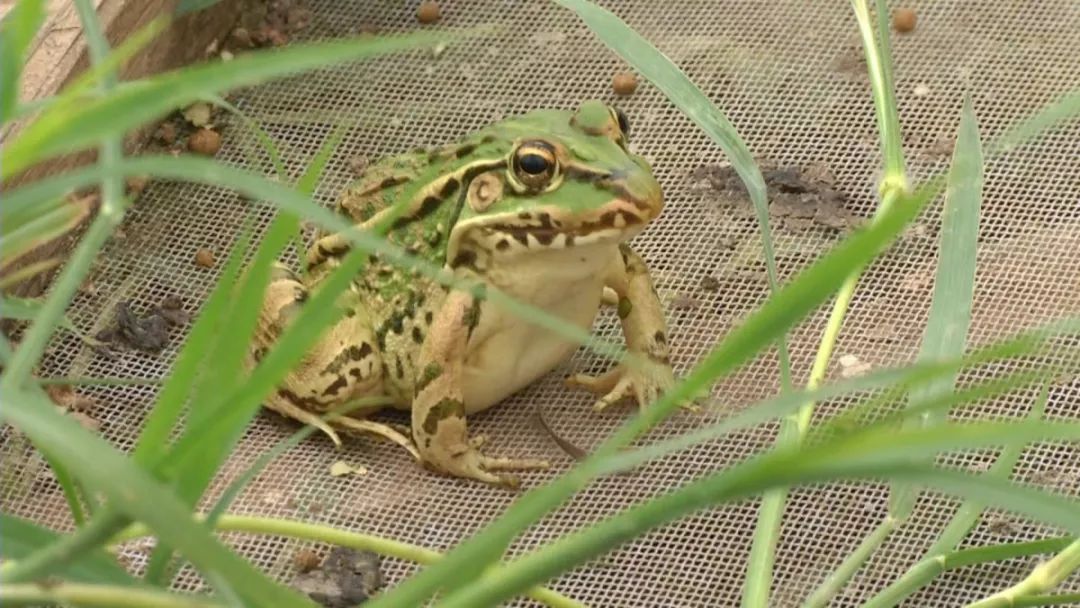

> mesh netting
[4,1,1080,605]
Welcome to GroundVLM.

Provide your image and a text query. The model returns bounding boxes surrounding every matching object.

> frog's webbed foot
[425,443,550,489]
[566,360,700,413]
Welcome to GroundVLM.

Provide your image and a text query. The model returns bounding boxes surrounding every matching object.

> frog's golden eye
[512,141,558,190]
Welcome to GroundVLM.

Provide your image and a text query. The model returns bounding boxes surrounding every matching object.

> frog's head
[444,100,663,266]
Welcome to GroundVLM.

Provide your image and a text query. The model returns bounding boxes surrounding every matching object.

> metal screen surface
[4,1,1080,605]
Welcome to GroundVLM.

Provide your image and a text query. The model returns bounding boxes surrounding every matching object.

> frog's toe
[481,455,551,472]
[565,368,620,394]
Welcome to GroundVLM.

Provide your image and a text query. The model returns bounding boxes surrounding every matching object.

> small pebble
[156,122,177,145]
[230,27,252,48]
[417,1,441,23]
[194,248,215,268]
[266,28,288,47]
[913,83,931,97]
[893,8,917,33]
[188,128,222,156]
[612,71,638,96]
[293,549,322,573]
[125,176,149,196]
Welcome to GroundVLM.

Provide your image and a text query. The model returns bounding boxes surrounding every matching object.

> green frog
[251,100,678,487]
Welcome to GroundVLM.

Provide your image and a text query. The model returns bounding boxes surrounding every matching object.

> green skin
[251,100,679,487]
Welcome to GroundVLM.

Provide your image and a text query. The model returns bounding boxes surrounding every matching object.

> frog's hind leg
[252,262,390,448]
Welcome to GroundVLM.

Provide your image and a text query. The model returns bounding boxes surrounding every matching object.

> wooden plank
[1,0,247,297]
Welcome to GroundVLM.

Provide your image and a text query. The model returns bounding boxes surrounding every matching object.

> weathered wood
[1,0,245,297]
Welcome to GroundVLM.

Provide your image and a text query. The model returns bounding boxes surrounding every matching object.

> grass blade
[891,97,984,513]
[803,97,985,607]
[0,0,45,122]
[0,514,139,586]
[1,154,626,361]
[0,582,223,607]
[2,28,485,179]
[864,386,1053,607]
[142,213,298,584]
[967,539,1080,608]
[434,420,1080,607]
[130,226,253,464]
[0,389,318,606]
[1,195,93,269]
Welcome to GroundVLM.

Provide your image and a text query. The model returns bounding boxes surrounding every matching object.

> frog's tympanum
[250,101,678,486]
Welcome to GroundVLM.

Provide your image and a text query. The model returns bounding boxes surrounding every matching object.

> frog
[249,100,680,487]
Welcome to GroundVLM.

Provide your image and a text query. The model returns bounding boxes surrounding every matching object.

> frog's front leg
[568,244,693,412]
[412,289,549,487]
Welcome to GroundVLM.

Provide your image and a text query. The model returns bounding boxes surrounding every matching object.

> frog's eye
[512,141,558,190]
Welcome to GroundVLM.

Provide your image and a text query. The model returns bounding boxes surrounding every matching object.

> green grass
[3,1,1080,607]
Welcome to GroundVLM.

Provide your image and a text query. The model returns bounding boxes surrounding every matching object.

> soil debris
[95,298,190,354]
[46,385,101,432]
[690,159,857,232]
[294,548,323,573]
[290,547,384,607]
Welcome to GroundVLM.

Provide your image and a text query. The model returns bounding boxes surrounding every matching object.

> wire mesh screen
[4,0,1080,605]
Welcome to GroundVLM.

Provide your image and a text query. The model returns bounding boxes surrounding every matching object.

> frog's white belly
[461,243,617,414]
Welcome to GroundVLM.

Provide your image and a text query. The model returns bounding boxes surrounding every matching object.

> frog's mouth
[454,199,653,260]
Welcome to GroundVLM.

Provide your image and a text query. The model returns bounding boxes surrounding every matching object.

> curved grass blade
[803,97,986,606]
[2,28,487,179]
[142,212,298,585]
[1,155,625,362]
[434,419,1080,607]
[0,0,45,122]
[130,224,253,464]
[550,0,791,387]
[0,389,318,606]
[862,386,1053,607]
[0,514,139,586]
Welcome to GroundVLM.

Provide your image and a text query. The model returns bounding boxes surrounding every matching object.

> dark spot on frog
[439,178,460,198]
[424,311,434,325]
[518,212,532,220]
[322,375,348,397]
[454,143,476,158]
[411,326,424,344]
[565,234,575,247]
[422,398,465,435]
[416,362,442,392]
[390,313,404,334]
[495,239,511,251]
[379,175,409,190]
[326,344,373,374]
[617,297,632,319]
[653,331,667,345]
[280,388,321,410]
[451,250,478,269]
[463,297,483,335]
[534,231,555,246]
[395,355,405,379]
